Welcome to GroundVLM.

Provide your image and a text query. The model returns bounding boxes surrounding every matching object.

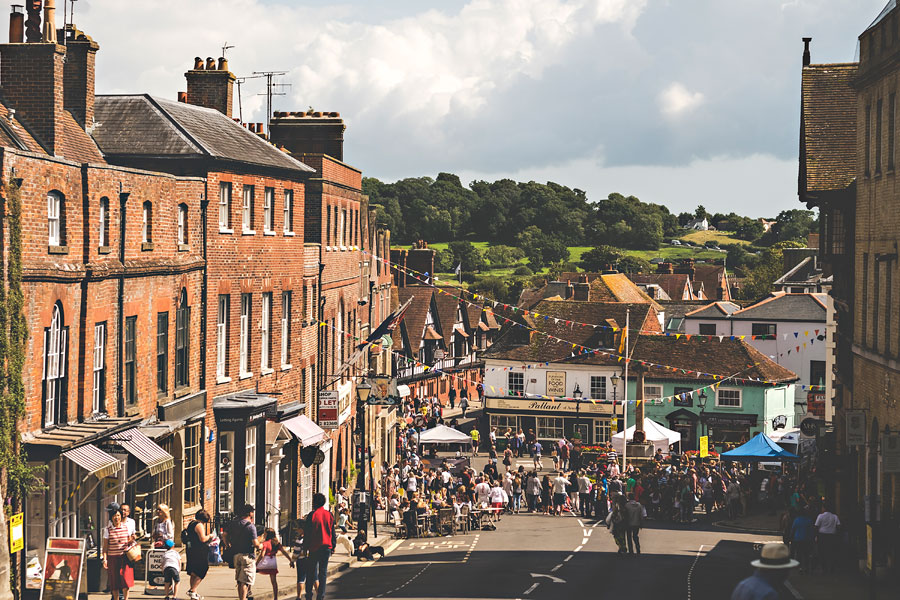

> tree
[695,205,709,220]
[517,225,569,270]
[738,241,805,301]
[617,256,652,274]
[736,219,765,241]
[764,209,817,245]
[579,245,624,271]
[447,240,485,272]
[484,245,524,267]
[632,213,663,250]
[677,212,694,227]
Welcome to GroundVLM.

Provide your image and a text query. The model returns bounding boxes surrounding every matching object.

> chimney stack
[657,261,674,274]
[9,6,23,43]
[62,28,99,129]
[177,91,187,102]
[802,37,811,67]
[0,40,66,151]
[185,55,235,117]
[269,111,346,162]
[42,0,56,43]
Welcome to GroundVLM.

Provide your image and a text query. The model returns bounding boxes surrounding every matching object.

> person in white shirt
[161,538,181,599]
[814,505,841,572]
[551,473,569,515]
[474,478,491,507]
[121,504,137,538]
[488,482,507,523]
[577,472,593,518]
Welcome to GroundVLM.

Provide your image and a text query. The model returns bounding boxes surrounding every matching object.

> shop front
[665,408,699,451]
[701,412,759,448]
[484,396,619,446]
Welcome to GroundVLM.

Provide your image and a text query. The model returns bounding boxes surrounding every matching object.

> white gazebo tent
[417,424,473,446]
[611,418,682,454]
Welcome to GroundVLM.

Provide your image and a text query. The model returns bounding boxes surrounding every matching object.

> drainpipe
[117,188,129,416]
[199,187,209,510]
[78,164,90,420]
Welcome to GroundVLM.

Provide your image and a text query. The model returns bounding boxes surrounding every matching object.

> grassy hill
[679,230,749,246]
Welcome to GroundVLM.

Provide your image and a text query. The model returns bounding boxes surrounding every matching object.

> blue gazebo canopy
[720,433,800,462]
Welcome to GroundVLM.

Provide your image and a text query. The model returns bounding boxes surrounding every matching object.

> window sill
[239,371,253,380]
[49,245,69,255]
[98,245,112,255]
[141,242,154,251]
[219,227,234,234]
[261,367,274,376]
[340,246,347,252]
[174,386,191,398]
[178,244,191,252]
[281,364,293,372]
[264,230,276,236]
[216,375,232,384]
[242,229,256,236]
[325,246,333,252]
[284,231,295,237]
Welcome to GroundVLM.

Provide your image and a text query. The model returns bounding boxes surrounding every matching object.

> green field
[680,230,749,246]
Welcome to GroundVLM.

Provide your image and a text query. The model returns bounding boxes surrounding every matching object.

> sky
[70,0,889,217]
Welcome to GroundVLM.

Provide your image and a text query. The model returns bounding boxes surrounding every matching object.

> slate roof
[800,63,858,198]
[92,95,314,174]
[627,273,694,300]
[685,301,742,319]
[730,292,827,322]
[0,93,103,162]
[393,287,436,352]
[483,301,658,364]
[433,287,462,348]
[625,335,798,384]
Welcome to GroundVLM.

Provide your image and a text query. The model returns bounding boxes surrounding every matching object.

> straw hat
[750,543,799,570]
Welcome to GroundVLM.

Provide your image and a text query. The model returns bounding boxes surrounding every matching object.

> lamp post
[573,383,583,440]
[610,373,620,442]
[355,378,372,534]
[698,389,708,450]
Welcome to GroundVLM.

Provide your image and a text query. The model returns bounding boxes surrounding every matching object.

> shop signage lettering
[146,549,167,587]
[40,538,85,600]
[319,390,340,429]
[545,372,566,397]
[9,513,23,553]
[846,410,865,447]
[485,396,611,415]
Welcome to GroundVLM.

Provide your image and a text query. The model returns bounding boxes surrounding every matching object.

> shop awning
[111,429,175,475]
[397,384,411,398]
[61,444,121,479]
[281,415,327,447]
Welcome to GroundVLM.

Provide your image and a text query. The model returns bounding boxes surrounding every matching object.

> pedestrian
[790,507,815,573]
[460,395,469,418]
[449,386,457,410]
[476,382,484,402]
[623,493,645,555]
[470,425,480,456]
[540,474,552,514]
[184,509,214,600]
[606,496,627,555]
[502,447,513,469]
[814,503,840,573]
[257,528,294,600]
[730,542,798,600]
[304,493,335,600]
[533,440,543,471]
[353,530,385,560]
[552,471,568,516]
[120,504,136,539]
[153,504,175,548]
[577,470,592,518]
[291,522,308,600]
[225,504,261,600]
[161,539,180,600]
[101,504,135,600]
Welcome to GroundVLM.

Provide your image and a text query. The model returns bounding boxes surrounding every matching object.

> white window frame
[240,293,252,377]
[177,204,187,245]
[242,185,254,233]
[260,292,272,372]
[98,197,107,247]
[338,208,345,248]
[281,291,291,368]
[217,295,229,380]
[590,375,607,400]
[283,189,294,233]
[489,415,518,433]
[507,371,524,395]
[537,417,564,440]
[183,422,201,508]
[300,466,312,516]
[142,202,151,243]
[716,388,742,408]
[49,458,78,538]
[218,182,232,230]
[644,385,663,405]
[593,419,611,444]
[245,426,257,505]
[264,187,275,233]
[92,322,105,415]
[218,431,234,514]
[48,192,61,246]
[44,305,66,428]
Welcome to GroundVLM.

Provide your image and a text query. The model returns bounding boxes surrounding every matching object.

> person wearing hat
[161,538,181,600]
[730,542,798,599]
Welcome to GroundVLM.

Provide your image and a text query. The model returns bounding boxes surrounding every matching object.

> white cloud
[659,82,705,116]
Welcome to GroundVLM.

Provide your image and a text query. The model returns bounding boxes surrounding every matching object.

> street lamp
[355,378,373,534]
[698,389,708,449]
[610,373,620,437]
[573,383,583,440]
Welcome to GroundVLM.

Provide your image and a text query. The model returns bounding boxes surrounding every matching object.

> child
[161,539,180,600]
[257,528,294,600]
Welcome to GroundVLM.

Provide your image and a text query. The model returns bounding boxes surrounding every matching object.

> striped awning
[111,429,174,475]
[61,444,122,479]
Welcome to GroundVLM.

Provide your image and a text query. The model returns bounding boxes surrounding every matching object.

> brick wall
[185,66,234,117]
[0,42,66,153]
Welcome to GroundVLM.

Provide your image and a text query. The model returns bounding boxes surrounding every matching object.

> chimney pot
[193,56,203,69]
[42,0,56,43]
[802,37,811,67]
[205,56,215,70]
[9,6,23,43]
[217,56,228,70]
[177,91,187,103]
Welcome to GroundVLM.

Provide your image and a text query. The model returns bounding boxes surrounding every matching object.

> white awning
[62,444,121,479]
[281,415,327,447]
[397,384,411,398]
[111,429,174,475]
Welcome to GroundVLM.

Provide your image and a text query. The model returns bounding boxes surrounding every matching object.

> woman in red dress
[256,528,293,599]
[102,505,135,600]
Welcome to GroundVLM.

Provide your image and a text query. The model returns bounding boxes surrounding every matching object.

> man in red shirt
[304,493,335,600]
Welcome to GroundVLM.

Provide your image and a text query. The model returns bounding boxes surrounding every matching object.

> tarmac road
[326,508,775,600]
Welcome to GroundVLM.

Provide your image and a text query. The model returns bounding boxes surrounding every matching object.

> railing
[397,353,478,380]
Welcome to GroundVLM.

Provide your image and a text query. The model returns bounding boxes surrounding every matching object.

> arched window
[99,197,109,248]
[43,303,68,427]
[142,201,153,243]
[47,191,64,246]
[175,289,190,388]
[177,203,188,245]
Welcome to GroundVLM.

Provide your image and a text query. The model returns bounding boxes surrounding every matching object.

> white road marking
[563,554,574,562]
[686,544,711,600]
[550,563,563,572]
[360,538,404,568]
[523,583,539,595]
[573,545,583,552]
[784,581,804,600]
[581,537,588,545]
[375,562,431,598]
[577,519,585,527]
